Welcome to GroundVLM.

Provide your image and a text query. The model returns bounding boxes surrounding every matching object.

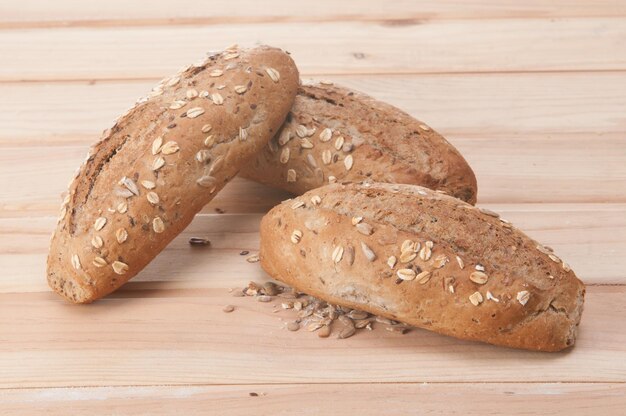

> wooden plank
[0,203,624,294]
[3,0,626,28]
[2,73,624,142]
[1,19,626,81]
[0,286,622,387]
[1,134,625,212]
[2,383,625,415]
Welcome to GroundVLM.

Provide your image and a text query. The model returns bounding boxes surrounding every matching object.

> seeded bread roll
[48,45,299,303]
[259,182,585,351]
[241,82,477,204]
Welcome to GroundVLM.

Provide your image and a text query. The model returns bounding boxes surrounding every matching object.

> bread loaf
[241,82,477,204]
[259,182,585,351]
[48,46,299,303]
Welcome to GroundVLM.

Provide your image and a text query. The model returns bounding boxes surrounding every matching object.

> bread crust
[48,46,299,303]
[241,83,477,204]
[259,182,585,351]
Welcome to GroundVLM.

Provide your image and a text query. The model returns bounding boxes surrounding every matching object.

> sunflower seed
[186,107,205,119]
[418,124,430,131]
[291,200,305,209]
[517,290,530,306]
[334,136,345,151]
[287,169,297,182]
[189,237,210,246]
[197,175,216,188]
[239,127,248,141]
[291,229,303,244]
[91,235,104,249]
[344,155,354,171]
[387,256,397,269]
[332,245,344,263]
[117,201,128,214]
[166,77,180,87]
[287,321,300,332]
[152,157,166,171]
[201,124,212,133]
[151,137,163,155]
[317,325,331,338]
[399,251,417,263]
[147,192,159,205]
[319,128,332,142]
[161,141,180,155]
[469,291,483,306]
[112,261,128,275]
[265,67,280,82]
[397,269,416,281]
[93,257,107,268]
[417,271,431,284]
[209,69,223,77]
[310,195,322,205]
[71,254,81,270]
[223,305,235,313]
[245,254,260,263]
[169,100,187,110]
[351,216,363,225]
[486,291,500,302]
[112,228,127,245]
[141,180,156,190]
[355,222,373,236]
[153,217,165,233]
[119,177,139,196]
[300,138,314,149]
[280,147,290,164]
[195,149,211,163]
[456,255,465,269]
[338,326,356,339]
[211,93,224,105]
[322,149,332,165]
[360,241,377,262]
[94,217,107,231]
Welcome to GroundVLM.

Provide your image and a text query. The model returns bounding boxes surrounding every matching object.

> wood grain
[1,202,624,293]
[2,383,625,415]
[0,286,622,388]
[3,0,626,28]
[1,18,625,81]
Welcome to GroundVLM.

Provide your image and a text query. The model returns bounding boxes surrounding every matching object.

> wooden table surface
[1,1,626,414]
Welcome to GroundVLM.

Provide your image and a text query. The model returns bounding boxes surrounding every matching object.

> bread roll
[259,182,585,351]
[241,82,477,204]
[48,46,299,303]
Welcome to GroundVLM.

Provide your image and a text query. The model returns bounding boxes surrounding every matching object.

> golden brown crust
[48,46,299,303]
[259,182,585,351]
[241,82,477,204]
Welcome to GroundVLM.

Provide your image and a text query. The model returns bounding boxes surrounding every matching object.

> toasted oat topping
[152,157,166,171]
[141,180,156,190]
[280,147,290,164]
[469,291,483,306]
[344,155,354,171]
[201,124,213,133]
[151,137,163,155]
[291,200,305,210]
[310,195,322,206]
[332,246,344,263]
[161,141,180,155]
[355,222,374,236]
[234,85,248,94]
[93,257,107,268]
[334,136,345,150]
[360,242,377,262]
[265,67,280,82]
[319,128,332,142]
[486,291,500,302]
[153,217,165,233]
[517,290,530,306]
[291,229,303,244]
[387,256,397,269]
[397,268,416,281]
[287,169,297,182]
[351,216,363,225]
[470,271,489,285]
[322,150,332,165]
[417,271,431,284]
[94,217,107,231]
[147,192,159,205]
[211,93,224,105]
[116,228,128,244]
[186,107,205,119]
[71,254,81,270]
[91,235,104,249]
[112,261,129,275]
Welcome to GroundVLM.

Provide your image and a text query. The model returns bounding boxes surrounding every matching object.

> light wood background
[1,1,625,414]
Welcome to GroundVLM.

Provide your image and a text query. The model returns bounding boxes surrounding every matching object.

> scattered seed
[328,176,337,184]
[387,256,397,269]
[479,207,500,218]
[433,254,449,269]
[342,143,353,153]
[562,262,571,272]
[344,155,354,171]
[310,195,322,205]
[278,130,292,146]
[152,157,166,171]
[475,264,485,272]
[287,322,300,331]
[291,200,305,210]
[186,89,199,99]
[223,305,235,313]
[536,244,552,255]
[147,191,159,205]
[291,229,303,244]
[456,255,465,269]
[239,127,248,141]
[91,235,104,249]
[319,128,332,142]
[257,295,272,303]
[265,67,280,82]
[116,228,128,244]
[469,291,484,306]
[517,290,530,306]
[360,241,377,262]
[332,245,344,264]
[94,217,107,231]
[397,268,416,281]
[189,237,210,246]
[287,169,297,182]
[120,177,140,196]
[112,261,129,275]
[223,52,239,60]
[71,254,81,270]
[153,217,165,233]
[211,93,224,105]
[548,254,561,263]
[246,254,260,263]
[401,240,414,253]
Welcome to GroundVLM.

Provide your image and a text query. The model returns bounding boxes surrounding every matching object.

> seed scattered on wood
[147,191,159,205]
[246,254,260,263]
[279,147,290,164]
[300,138,314,149]
[257,295,272,302]
[486,291,500,302]
[152,157,166,171]
[418,124,431,131]
[517,290,530,306]
[469,291,484,306]
[319,128,332,142]
[91,235,104,249]
[318,325,331,338]
[209,69,223,77]
[93,257,107,268]
[470,271,489,284]
[94,217,107,231]
[71,254,81,270]
[338,326,356,339]
[211,93,224,105]
[116,228,128,244]
[291,229,303,244]
[112,261,129,275]
[334,136,345,150]
[287,322,300,331]
[265,67,280,82]
[201,124,212,133]
[360,241,377,262]
[310,195,322,205]
[355,222,373,236]
[387,256,397,269]
[344,155,354,171]
[397,268,416,281]
[196,175,216,188]
[153,217,165,233]
[151,137,163,155]
[196,149,211,163]
[234,85,248,94]
[161,141,180,155]
[223,305,235,313]
[417,271,432,284]
[332,245,344,263]
[287,169,297,182]
[189,237,210,246]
